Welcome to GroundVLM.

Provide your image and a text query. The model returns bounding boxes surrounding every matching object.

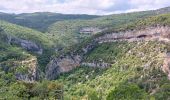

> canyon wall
[0,56,39,82]
[46,26,170,80]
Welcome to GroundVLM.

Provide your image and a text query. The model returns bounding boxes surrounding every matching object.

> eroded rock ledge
[82,62,111,69]
[1,31,43,54]
[0,27,43,54]
[46,26,170,80]
[96,26,170,43]
[0,56,39,82]
[46,42,96,80]
[46,55,81,80]
[10,37,43,54]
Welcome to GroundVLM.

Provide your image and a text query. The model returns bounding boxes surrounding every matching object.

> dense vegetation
[102,13,170,33]
[0,79,64,99]
[0,6,170,99]
[125,13,170,29]
[58,41,170,99]
[0,12,99,32]
[47,7,170,49]
[0,27,31,63]
[0,27,64,99]
[0,20,57,71]
[0,20,54,47]
[47,11,155,49]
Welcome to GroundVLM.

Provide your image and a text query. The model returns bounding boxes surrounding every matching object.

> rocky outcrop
[45,42,97,80]
[0,29,43,54]
[96,26,170,43]
[82,62,111,69]
[46,26,170,80]
[46,55,81,80]
[16,57,39,82]
[0,56,39,82]
[10,37,43,54]
[79,27,104,35]
[81,41,97,54]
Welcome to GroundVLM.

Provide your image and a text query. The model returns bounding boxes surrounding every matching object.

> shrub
[107,84,148,100]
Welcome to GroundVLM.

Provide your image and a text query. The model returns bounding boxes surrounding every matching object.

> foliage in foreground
[0,79,63,99]
[107,84,148,100]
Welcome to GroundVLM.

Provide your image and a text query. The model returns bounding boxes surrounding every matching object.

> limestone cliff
[0,30,43,54]
[79,27,104,35]
[46,25,170,80]
[46,41,96,80]
[96,26,170,43]
[46,55,81,80]
[0,56,39,82]
[10,37,43,54]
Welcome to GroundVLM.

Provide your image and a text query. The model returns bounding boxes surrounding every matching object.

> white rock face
[16,57,39,82]
[79,27,104,35]
[96,26,170,43]
[0,56,39,82]
[46,26,170,80]
[46,55,81,80]
[45,41,97,80]
[82,62,111,69]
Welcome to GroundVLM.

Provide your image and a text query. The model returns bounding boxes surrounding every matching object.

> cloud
[0,0,170,15]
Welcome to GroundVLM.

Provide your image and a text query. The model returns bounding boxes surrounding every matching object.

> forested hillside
[0,12,99,32]
[59,41,169,99]
[46,13,170,99]
[0,6,170,99]
[0,20,58,72]
[47,7,170,50]
[0,20,64,99]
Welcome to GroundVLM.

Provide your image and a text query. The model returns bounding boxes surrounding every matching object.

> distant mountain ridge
[0,6,170,32]
[155,6,170,14]
[0,12,100,32]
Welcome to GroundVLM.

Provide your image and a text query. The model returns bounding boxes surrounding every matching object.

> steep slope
[58,41,169,99]
[0,12,99,32]
[0,20,54,48]
[46,13,170,99]
[0,28,62,98]
[0,20,58,72]
[0,30,39,82]
[46,25,170,79]
[47,7,170,49]
[46,13,170,79]
[0,24,63,99]
[117,13,170,31]
[1,7,170,99]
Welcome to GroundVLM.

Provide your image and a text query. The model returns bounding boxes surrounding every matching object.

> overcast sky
[0,0,170,15]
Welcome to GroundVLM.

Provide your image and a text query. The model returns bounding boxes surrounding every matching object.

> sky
[0,0,170,15]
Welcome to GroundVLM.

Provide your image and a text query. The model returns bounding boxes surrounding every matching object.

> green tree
[107,84,148,100]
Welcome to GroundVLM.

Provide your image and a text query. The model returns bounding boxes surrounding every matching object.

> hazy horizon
[0,0,170,15]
